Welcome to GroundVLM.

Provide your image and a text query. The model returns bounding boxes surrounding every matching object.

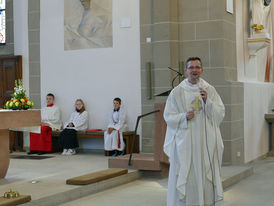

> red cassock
[29,126,52,151]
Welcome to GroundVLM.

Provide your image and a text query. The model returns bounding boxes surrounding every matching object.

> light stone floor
[0,152,109,201]
[224,157,274,206]
[61,157,274,206]
[60,177,167,206]
[1,152,273,206]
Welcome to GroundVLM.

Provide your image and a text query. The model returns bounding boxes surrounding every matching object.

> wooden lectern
[0,110,41,178]
[154,103,169,164]
[108,102,170,173]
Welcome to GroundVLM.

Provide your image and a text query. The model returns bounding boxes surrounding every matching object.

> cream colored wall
[236,0,274,163]
[244,82,274,163]
[14,0,29,95]
[40,0,142,150]
[16,0,142,150]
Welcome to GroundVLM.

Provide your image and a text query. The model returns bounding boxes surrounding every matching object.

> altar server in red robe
[28,93,62,155]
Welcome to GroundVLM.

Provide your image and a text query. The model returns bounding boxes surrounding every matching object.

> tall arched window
[0,0,6,45]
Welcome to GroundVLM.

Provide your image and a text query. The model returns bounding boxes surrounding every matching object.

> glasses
[187,66,202,70]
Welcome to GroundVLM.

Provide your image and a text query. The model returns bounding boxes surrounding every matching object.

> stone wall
[140,0,244,165]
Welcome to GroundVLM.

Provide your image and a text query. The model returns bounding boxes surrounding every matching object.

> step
[20,166,253,206]
[108,154,162,171]
[21,170,140,206]
[0,195,31,206]
[222,166,254,189]
[66,168,128,185]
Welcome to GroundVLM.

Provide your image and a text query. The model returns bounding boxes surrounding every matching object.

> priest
[164,57,225,206]
[28,93,62,155]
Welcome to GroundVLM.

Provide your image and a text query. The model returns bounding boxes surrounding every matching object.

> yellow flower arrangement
[4,80,35,110]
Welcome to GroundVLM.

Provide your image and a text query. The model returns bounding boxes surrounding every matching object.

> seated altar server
[104,97,127,156]
[59,99,88,155]
[28,93,62,155]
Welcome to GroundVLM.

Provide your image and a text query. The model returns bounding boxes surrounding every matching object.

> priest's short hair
[185,57,203,68]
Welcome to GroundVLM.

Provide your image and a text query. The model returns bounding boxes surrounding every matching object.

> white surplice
[164,78,225,206]
[41,105,62,130]
[104,108,127,151]
[30,105,63,133]
[64,111,89,131]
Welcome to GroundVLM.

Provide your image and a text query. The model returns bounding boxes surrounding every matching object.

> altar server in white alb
[59,99,88,155]
[164,57,225,206]
[28,93,62,155]
[104,97,127,156]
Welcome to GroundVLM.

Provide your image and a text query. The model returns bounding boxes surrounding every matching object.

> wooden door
[0,56,23,151]
[0,56,22,108]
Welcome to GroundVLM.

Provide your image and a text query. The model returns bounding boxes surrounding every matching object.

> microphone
[167,67,184,77]
[199,84,207,106]
[168,66,184,88]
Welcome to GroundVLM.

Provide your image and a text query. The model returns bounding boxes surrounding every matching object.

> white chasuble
[164,78,225,206]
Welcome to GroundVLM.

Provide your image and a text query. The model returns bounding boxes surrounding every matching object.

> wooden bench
[51,130,139,156]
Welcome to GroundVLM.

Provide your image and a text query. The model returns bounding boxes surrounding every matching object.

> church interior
[1,0,274,205]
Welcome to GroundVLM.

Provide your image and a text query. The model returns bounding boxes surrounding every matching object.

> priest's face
[46,96,54,105]
[185,60,204,83]
[113,100,121,110]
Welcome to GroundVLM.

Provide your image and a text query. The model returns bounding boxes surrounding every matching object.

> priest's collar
[186,78,200,87]
[47,104,54,107]
[180,78,209,90]
[114,107,120,112]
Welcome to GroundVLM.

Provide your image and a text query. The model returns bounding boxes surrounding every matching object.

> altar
[0,110,41,178]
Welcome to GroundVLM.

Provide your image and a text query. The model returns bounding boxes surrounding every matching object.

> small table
[264,113,274,156]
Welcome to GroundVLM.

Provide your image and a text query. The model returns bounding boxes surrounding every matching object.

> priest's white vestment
[164,78,225,206]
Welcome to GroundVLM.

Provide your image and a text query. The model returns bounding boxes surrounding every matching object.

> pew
[51,130,139,156]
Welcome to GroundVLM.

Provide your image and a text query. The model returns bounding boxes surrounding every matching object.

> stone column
[28,0,41,108]
[140,0,180,153]
[179,0,244,165]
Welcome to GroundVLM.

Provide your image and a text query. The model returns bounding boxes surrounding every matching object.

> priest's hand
[108,128,115,134]
[186,110,195,120]
[200,88,207,103]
